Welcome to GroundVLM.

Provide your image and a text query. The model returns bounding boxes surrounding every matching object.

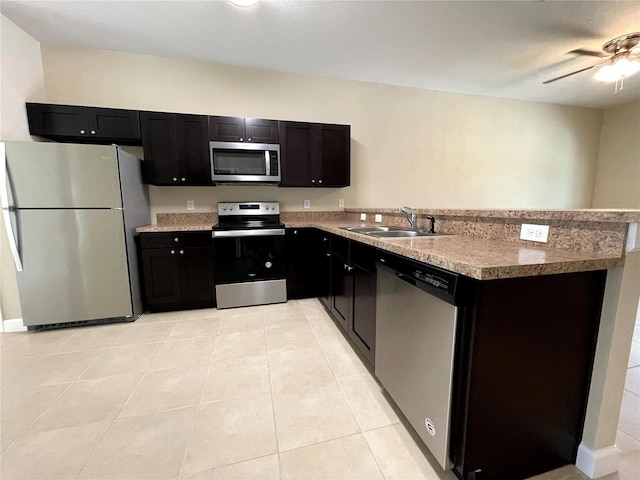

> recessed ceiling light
[228,0,258,7]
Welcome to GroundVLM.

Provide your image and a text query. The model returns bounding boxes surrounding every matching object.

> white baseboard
[576,443,621,478]
[2,318,26,332]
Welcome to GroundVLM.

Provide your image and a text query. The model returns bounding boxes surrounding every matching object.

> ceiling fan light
[594,58,640,82]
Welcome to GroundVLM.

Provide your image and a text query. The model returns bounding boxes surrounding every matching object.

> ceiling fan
[543,32,640,86]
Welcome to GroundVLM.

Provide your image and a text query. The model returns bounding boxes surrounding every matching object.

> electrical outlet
[360,213,367,221]
[186,200,194,211]
[338,198,345,208]
[520,224,550,243]
[303,200,311,209]
[375,214,382,223]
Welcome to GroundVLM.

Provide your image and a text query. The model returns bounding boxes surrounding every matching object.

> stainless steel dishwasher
[375,257,462,470]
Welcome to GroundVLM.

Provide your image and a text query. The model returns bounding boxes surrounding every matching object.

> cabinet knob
[347,265,354,272]
[173,177,178,182]
[248,138,252,141]
[179,250,184,255]
[181,177,186,182]
[323,237,328,242]
[326,253,331,257]
[240,137,244,142]
[318,179,323,184]
[174,237,179,243]
[311,179,316,184]
[90,130,96,135]
[170,249,176,254]
[80,129,86,134]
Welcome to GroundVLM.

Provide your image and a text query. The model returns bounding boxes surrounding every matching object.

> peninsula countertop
[136,219,627,280]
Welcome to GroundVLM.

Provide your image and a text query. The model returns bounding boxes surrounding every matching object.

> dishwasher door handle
[395,272,416,286]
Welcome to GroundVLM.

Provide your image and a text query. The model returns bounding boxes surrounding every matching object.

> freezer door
[16,209,133,326]
[5,142,122,208]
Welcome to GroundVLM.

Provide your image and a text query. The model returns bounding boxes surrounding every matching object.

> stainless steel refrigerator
[1,142,150,329]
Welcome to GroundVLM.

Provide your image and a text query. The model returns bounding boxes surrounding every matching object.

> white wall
[592,101,640,209]
[0,14,47,321]
[39,46,603,221]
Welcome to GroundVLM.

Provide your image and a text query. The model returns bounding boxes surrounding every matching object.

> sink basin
[369,231,451,238]
[341,225,452,239]
[343,226,410,233]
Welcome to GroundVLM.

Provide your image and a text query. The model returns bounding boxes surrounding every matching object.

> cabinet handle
[318,179,323,184]
[80,129,86,134]
[179,250,184,255]
[90,130,96,135]
[173,177,178,182]
[170,249,176,254]
[174,237,179,243]
[181,177,186,182]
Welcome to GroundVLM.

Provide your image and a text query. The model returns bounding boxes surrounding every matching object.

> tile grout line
[264,307,284,480]
[75,329,169,480]
[176,315,222,480]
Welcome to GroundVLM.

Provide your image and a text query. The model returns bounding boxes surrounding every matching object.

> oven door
[212,229,287,308]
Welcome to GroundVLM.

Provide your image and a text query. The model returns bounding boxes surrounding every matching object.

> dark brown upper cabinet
[209,116,279,143]
[279,121,350,187]
[26,103,141,144]
[140,112,212,186]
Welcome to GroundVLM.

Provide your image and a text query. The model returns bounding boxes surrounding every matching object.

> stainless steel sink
[343,226,409,233]
[369,231,451,238]
[341,226,452,238]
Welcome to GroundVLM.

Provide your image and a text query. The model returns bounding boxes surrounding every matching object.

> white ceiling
[2,0,640,109]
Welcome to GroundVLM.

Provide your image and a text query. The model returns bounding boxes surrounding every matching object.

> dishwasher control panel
[413,270,452,292]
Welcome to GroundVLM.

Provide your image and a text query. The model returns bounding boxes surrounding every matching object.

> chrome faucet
[399,206,417,230]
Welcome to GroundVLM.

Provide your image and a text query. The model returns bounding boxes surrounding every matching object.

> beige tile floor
[0,299,638,480]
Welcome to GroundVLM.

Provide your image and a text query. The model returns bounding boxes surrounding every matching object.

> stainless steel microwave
[210,141,281,184]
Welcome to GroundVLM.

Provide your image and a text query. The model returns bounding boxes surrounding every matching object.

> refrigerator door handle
[0,143,23,272]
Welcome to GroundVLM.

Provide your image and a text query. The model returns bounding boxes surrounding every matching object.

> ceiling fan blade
[542,64,600,84]
[568,48,608,57]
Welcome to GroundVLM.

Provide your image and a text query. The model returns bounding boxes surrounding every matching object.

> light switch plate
[303,200,311,209]
[375,214,382,223]
[187,200,194,211]
[338,198,345,208]
[520,224,550,243]
[360,213,367,221]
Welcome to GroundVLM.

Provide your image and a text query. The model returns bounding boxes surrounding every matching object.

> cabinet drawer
[331,234,349,259]
[139,231,212,248]
[350,241,377,274]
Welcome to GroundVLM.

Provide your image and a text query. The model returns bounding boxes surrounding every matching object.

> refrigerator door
[5,142,122,208]
[16,209,133,326]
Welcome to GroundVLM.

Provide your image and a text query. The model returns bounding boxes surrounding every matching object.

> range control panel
[217,202,280,216]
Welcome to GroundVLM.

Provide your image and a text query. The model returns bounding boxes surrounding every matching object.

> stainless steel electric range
[211,202,287,309]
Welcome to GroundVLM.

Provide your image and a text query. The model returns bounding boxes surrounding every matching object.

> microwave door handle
[265,150,270,175]
[0,143,23,272]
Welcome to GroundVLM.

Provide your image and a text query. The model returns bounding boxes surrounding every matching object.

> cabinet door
[141,248,182,306]
[350,267,376,365]
[179,246,216,305]
[245,118,279,143]
[319,233,331,307]
[279,121,315,186]
[318,124,350,187]
[87,107,140,141]
[176,114,212,185]
[330,253,351,331]
[26,103,88,138]
[140,112,178,185]
[210,116,246,142]
[286,228,325,299]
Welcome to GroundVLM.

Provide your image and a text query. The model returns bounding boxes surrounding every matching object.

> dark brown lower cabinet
[285,228,327,300]
[450,270,606,480]
[139,232,215,312]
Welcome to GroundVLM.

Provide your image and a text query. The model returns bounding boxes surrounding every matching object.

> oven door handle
[212,228,285,238]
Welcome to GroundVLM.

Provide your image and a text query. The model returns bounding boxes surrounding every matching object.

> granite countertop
[137,219,626,280]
